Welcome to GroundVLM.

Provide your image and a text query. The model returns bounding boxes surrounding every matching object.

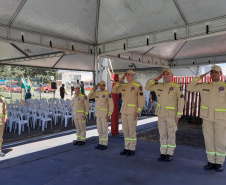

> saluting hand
[93,83,100,91]
[119,75,126,83]
[200,71,210,79]
[154,72,164,81]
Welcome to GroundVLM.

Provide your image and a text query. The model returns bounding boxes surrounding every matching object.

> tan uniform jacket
[71,93,90,119]
[88,90,114,118]
[145,80,184,118]
[0,96,8,125]
[112,80,145,114]
[187,76,226,122]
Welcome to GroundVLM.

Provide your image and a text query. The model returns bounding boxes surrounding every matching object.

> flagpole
[21,74,23,100]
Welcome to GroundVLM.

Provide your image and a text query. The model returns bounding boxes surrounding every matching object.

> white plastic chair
[14,112,30,135]
[89,103,96,120]
[39,112,52,131]
[61,109,73,127]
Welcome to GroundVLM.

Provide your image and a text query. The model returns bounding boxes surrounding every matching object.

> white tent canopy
[1,0,226,71]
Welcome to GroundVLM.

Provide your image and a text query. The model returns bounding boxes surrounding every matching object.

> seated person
[25,89,32,100]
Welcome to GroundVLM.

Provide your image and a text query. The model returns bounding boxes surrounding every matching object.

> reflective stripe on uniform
[80,137,86,140]
[86,112,88,115]
[215,108,226,112]
[77,135,81,138]
[206,151,215,155]
[132,83,139,87]
[168,144,176,148]
[130,138,137,141]
[194,77,199,82]
[157,103,160,107]
[109,112,113,115]
[161,145,167,148]
[216,152,226,156]
[166,106,175,110]
[170,83,180,87]
[127,104,136,107]
[100,108,107,111]
[124,138,130,141]
[122,103,124,106]
[150,80,155,85]
[82,120,86,123]
[201,105,208,110]
[177,112,182,115]
[77,110,84,113]
[100,138,108,141]
[116,83,120,87]
[137,107,142,111]
[104,91,109,95]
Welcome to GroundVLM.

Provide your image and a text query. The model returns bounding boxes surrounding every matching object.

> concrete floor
[0,117,225,185]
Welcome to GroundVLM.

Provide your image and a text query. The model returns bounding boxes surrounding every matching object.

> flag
[21,75,29,91]
[27,77,34,96]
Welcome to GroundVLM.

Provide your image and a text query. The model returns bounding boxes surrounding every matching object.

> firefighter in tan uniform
[112,70,145,156]
[187,65,226,172]
[145,69,184,162]
[88,81,114,150]
[72,84,90,146]
[0,95,8,157]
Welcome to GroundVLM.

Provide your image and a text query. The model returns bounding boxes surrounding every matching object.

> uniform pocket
[214,106,226,121]
[200,105,208,118]
[217,92,226,104]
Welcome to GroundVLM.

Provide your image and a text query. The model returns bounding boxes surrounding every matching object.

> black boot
[0,151,5,157]
[158,154,167,161]
[120,149,129,155]
[95,144,102,149]
[100,145,108,150]
[215,164,224,172]
[73,140,80,145]
[165,155,173,162]
[204,162,215,170]
[126,150,135,156]
[78,141,85,146]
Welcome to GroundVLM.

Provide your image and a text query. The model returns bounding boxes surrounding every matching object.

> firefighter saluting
[187,65,226,172]
[145,69,184,162]
[112,70,145,156]
[88,81,114,150]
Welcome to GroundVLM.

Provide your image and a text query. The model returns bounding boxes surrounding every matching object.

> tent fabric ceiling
[1,0,226,70]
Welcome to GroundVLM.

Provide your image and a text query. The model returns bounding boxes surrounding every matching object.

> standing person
[88,81,114,150]
[76,79,80,85]
[71,84,89,146]
[148,91,157,116]
[187,65,226,172]
[0,95,8,157]
[145,69,184,162]
[60,84,67,99]
[81,81,85,95]
[112,70,145,156]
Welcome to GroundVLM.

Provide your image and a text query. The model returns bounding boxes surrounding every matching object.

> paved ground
[0,117,225,185]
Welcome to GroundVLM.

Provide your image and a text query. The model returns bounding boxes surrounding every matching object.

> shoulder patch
[84,95,88,100]
[109,94,112,98]
[139,86,143,91]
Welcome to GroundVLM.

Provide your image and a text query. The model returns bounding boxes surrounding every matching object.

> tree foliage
[0,65,58,83]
